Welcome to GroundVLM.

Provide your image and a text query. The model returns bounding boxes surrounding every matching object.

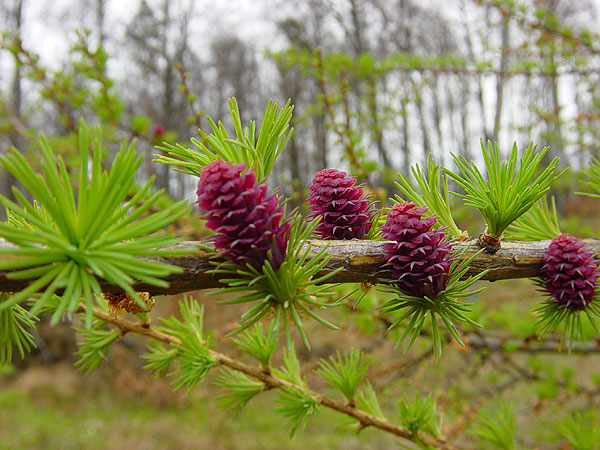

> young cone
[197,160,290,270]
[543,234,599,310]
[308,168,373,240]
[382,202,452,298]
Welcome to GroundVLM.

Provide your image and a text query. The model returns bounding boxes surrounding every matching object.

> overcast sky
[3,0,599,172]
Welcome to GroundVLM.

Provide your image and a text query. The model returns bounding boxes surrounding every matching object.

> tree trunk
[492,15,510,143]
[1,0,24,217]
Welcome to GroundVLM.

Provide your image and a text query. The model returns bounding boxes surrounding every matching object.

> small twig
[314,48,369,180]
[345,302,600,357]
[367,348,435,389]
[478,0,600,56]
[175,61,204,130]
[11,37,77,133]
[79,303,458,450]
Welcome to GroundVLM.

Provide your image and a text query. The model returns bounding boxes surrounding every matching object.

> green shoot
[398,393,443,440]
[141,341,179,377]
[0,293,38,366]
[0,120,190,326]
[557,411,600,450]
[380,247,486,361]
[272,346,304,387]
[231,323,278,371]
[155,98,293,180]
[209,214,349,350]
[577,157,600,199]
[356,381,386,419]
[534,291,600,352]
[394,155,464,239]
[73,319,120,374]
[275,387,320,438]
[154,296,216,393]
[445,141,566,251]
[470,402,516,450]
[214,368,265,415]
[505,195,562,241]
[315,349,370,405]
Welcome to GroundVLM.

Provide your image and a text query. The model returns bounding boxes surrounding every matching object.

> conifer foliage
[0,120,190,326]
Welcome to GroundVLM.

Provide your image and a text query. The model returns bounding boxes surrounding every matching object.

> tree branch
[2,238,599,294]
[83,304,457,450]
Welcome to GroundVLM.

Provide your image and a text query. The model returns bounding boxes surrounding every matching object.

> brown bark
[2,238,598,294]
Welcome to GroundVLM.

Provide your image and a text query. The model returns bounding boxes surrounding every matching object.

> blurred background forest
[2,0,600,200]
[2,1,600,449]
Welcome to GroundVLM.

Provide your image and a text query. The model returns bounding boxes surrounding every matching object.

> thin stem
[79,304,457,450]
[174,62,204,130]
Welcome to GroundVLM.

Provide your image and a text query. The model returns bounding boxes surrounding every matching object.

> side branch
[85,305,457,450]
[1,238,599,294]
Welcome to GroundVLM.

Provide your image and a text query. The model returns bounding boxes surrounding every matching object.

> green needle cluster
[315,349,370,405]
[210,215,352,350]
[380,248,487,361]
[0,120,190,325]
[0,292,38,365]
[154,98,293,180]
[394,155,464,239]
[505,195,562,241]
[445,140,566,251]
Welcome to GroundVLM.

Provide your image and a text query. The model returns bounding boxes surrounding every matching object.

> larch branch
[83,304,457,450]
[1,238,599,294]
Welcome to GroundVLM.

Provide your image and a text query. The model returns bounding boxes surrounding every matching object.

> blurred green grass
[0,373,395,450]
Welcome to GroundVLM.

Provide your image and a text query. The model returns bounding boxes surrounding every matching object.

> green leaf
[557,411,600,450]
[445,141,566,242]
[0,293,38,366]
[154,296,217,393]
[210,214,340,350]
[470,402,515,450]
[130,115,152,134]
[73,319,120,374]
[272,346,304,387]
[534,288,600,352]
[231,323,278,371]
[141,341,178,377]
[379,246,485,360]
[357,381,386,419]
[394,155,464,239]
[398,393,442,439]
[578,157,600,199]
[505,195,562,241]
[275,387,320,438]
